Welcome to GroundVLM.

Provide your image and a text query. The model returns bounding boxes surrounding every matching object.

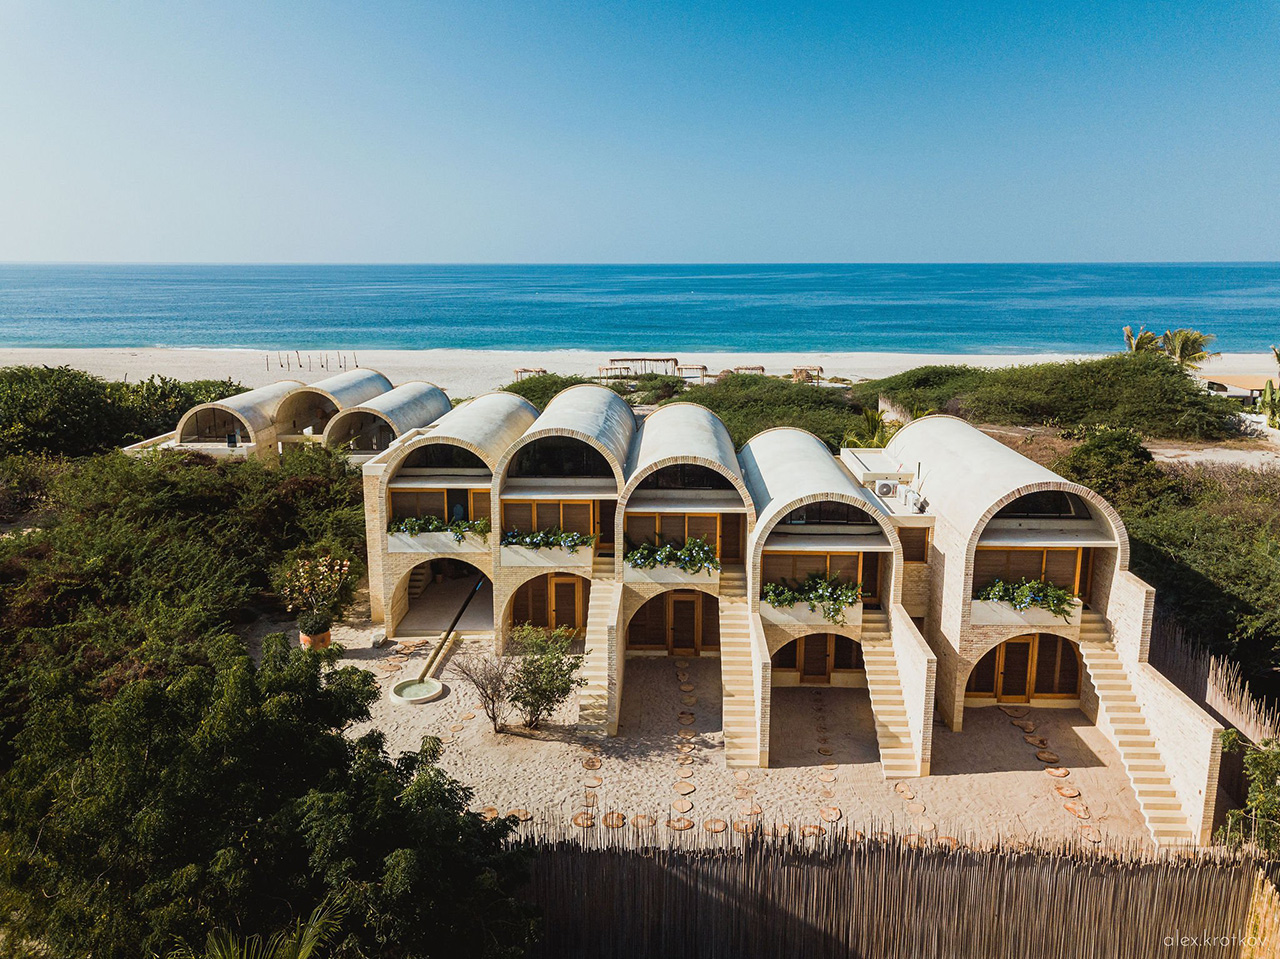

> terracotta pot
[300,629,332,650]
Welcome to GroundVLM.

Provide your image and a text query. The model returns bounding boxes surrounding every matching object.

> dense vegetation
[1053,429,1280,686]
[0,370,532,957]
[847,353,1240,440]
[673,373,861,448]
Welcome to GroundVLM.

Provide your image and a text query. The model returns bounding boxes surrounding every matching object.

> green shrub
[507,624,585,729]
[500,373,593,410]
[624,536,720,575]
[762,573,862,625]
[1051,428,1181,511]
[670,373,863,449]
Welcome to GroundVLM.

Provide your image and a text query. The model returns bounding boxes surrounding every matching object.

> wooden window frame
[502,499,596,535]
[973,546,1085,597]
[967,633,1082,701]
[625,512,721,556]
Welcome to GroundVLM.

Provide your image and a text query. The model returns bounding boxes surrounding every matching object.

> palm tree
[1123,325,1162,354]
[1271,344,1279,371]
[842,409,902,448]
[168,898,345,959]
[1161,328,1220,369]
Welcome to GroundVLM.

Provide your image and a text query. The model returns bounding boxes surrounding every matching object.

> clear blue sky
[1,0,1277,263]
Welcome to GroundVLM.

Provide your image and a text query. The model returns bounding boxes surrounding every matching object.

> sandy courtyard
[314,619,1154,850]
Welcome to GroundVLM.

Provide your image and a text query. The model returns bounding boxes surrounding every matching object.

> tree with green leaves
[168,896,346,959]
[1123,324,1162,354]
[841,408,902,448]
[508,624,585,729]
[1218,731,1280,855]
[1161,328,1219,369]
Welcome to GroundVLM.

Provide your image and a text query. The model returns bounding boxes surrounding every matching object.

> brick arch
[494,429,627,494]
[767,629,863,658]
[749,492,905,610]
[960,628,1081,680]
[387,554,493,639]
[618,456,756,529]
[621,583,721,634]
[384,433,499,479]
[176,404,261,445]
[960,481,1128,629]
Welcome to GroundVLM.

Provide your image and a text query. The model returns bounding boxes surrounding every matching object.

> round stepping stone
[704,818,728,834]
[677,729,696,739]
[818,772,836,783]
[819,788,835,800]
[1046,767,1071,778]
[678,769,694,779]
[438,735,454,745]
[894,782,915,800]
[817,747,833,756]
[998,705,1029,717]
[918,819,936,833]
[765,823,790,837]
[734,770,751,782]
[935,836,959,850]
[1024,735,1049,748]
[815,725,828,734]
[1036,750,1061,764]
[602,812,627,829]
[822,763,838,770]
[798,824,824,838]
[906,801,927,815]
[1064,800,1091,820]
[583,792,598,808]
[680,683,695,692]
[732,819,758,834]
[734,787,755,799]
[1079,823,1102,843]
[820,806,842,823]
[673,781,696,795]
[676,670,689,681]
[681,695,697,706]
[1012,719,1036,732]
[666,817,694,831]
[1055,784,1081,799]
[632,814,657,829]
[672,798,694,813]
[584,776,603,788]
[676,743,695,754]
[450,724,465,732]
[583,757,602,770]
[460,713,476,721]
[678,756,694,766]
[740,802,763,817]
[678,715,696,726]
[817,737,830,745]
[675,659,691,667]
[572,812,595,828]
[507,808,532,821]
[480,806,500,820]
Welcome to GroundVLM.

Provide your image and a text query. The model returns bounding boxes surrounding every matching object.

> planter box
[623,564,720,586]
[388,531,490,554]
[500,544,594,568]
[761,600,863,628]
[970,598,1082,629]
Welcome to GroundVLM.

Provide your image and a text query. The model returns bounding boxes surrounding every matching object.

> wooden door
[997,638,1034,702]
[668,592,699,655]
[597,500,616,551]
[550,576,581,631]
[800,634,833,684]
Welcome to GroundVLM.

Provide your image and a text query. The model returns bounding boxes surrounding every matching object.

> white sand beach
[5,347,1276,396]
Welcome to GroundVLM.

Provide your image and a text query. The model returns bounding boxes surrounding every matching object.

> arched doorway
[965,633,1082,704]
[509,573,592,633]
[398,558,493,637]
[626,590,720,656]
[770,633,864,686]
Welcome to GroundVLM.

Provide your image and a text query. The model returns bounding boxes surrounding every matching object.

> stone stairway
[718,567,759,767]
[860,609,921,779]
[576,555,618,735]
[1077,610,1194,846]
[407,565,430,599]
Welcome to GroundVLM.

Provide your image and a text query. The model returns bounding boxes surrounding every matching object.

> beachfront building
[122,369,450,460]
[360,387,1220,846]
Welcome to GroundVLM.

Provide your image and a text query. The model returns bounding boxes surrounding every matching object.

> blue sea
[0,263,1277,353]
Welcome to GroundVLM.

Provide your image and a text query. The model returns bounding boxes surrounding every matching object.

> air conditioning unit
[876,480,899,498]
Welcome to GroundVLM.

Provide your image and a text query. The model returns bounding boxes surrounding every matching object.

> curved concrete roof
[497,384,637,488]
[885,415,1125,551]
[176,379,302,442]
[281,368,393,411]
[322,381,451,446]
[390,391,539,472]
[620,403,753,517]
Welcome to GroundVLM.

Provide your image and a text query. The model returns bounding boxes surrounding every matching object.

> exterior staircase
[718,566,759,767]
[1077,610,1194,846]
[407,565,430,599]
[576,555,618,735]
[860,609,921,779]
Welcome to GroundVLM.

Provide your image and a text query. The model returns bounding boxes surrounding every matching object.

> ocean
[0,263,1277,353]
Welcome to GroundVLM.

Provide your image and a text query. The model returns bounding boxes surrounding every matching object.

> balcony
[623,563,720,586]
[388,530,491,554]
[970,598,1082,629]
[500,542,595,568]
[761,599,863,628]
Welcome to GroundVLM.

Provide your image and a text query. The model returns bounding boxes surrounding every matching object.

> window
[391,488,489,523]
[994,491,1091,520]
[762,552,861,585]
[623,513,720,553]
[400,443,488,471]
[900,526,930,563]
[771,642,798,669]
[777,501,875,526]
[1034,634,1081,696]
[636,463,735,490]
[502,500,595,536]
[509,437,612,478]
[972,548,1083,595]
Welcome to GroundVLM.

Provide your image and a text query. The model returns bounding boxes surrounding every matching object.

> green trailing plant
[976,577,1078,621]
[624,536,721,575]
[500,527,596,552]
[762,573,862,625]
[507,624,586,729]
[388,514,492,542]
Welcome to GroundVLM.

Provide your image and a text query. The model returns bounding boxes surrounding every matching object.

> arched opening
[508,436,612,478]
[624,464,750,565]
[767,632,879,768]
[389,441,493,527]
[761,500,886,617]
[398,443,489,472]
[275,390,340,439]
[626,589,720,656]
[965,633,1082,705]
[636,463,736,491]
[326,410,396,453]
[509,573,592,633]
[179,407,252,445]
[396,558,493,637]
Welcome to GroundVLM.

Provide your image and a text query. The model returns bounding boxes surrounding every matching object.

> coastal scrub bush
[508,624,585,729]
[847,353,1239,440]
[500,372,593,410]
[1051,428,1181,511]
[672,373,863,449]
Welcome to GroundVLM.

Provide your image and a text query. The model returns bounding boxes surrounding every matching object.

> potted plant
[272,552,356,651]
[296,609,334,650]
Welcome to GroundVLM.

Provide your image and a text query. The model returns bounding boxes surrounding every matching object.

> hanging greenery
[388,515,492,542]
[500,527,597,552]
[762,572,862,624]
[976,577,1077,621]
[624,536,721,575]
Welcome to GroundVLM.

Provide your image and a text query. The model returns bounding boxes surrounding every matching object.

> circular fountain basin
[390,677,444,705]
